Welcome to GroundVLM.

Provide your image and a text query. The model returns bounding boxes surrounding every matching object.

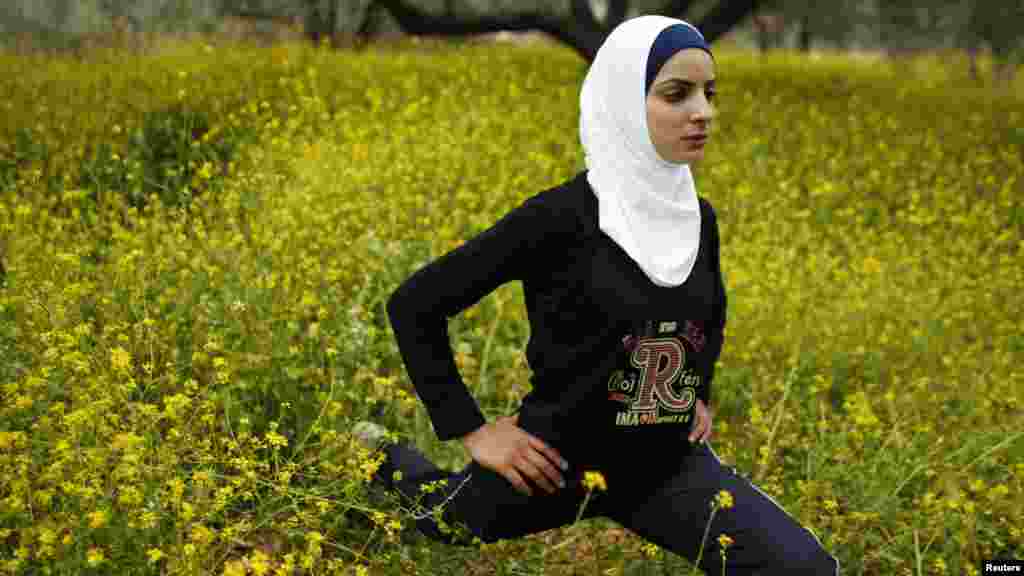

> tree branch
[658,0,696,19]
[377,0,606,61]
[368,0,759,61]
[694,0,758,44]
[570,0,600,31]
[607,0,628,27]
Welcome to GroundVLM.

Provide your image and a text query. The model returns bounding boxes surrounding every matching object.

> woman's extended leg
[373,440,613,546]
[605,441,840,575]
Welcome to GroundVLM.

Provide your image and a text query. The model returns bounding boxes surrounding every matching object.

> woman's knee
[784,532,839,575]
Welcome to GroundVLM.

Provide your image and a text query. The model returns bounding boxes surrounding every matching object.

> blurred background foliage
[1,1,1021,70]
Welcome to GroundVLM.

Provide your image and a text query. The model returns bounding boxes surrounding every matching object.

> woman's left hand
[689,398,712,444]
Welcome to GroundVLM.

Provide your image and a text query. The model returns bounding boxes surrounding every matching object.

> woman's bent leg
[605,441,839,575]
[374,442,611,546]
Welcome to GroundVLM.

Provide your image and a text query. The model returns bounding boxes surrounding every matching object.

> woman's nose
[697,100,715,121]
[691,110,712,127]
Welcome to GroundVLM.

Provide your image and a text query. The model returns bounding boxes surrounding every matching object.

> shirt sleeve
[700,200,727,407]
[386,190,568,442]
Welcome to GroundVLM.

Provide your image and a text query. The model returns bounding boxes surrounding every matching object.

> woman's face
[645,48,716,165]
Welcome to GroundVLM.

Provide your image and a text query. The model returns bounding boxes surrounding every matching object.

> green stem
[290,364,336,458]
[755,367,796,482]
[913,527,922,576]
[543,488,594,558]
[691,504,719,575]
[476,301,503,399]
[873,429,1024,513]
[574,489,593,525]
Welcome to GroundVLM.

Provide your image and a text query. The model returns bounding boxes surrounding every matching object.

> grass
[0,32,1021,575]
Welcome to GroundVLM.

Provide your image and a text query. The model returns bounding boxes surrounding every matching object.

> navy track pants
[373,439,840,575]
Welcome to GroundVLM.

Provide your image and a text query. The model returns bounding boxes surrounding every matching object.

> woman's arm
[386,190,568,442]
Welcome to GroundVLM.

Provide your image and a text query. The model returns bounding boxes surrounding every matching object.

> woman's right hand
[461,417,569,496]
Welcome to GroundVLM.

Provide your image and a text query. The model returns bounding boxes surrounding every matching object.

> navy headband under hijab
[645,23,715,96]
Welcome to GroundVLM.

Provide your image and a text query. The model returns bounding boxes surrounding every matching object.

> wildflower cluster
[0,34,1020,576]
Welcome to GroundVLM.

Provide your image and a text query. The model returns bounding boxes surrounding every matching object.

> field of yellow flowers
[0,34,1021,575]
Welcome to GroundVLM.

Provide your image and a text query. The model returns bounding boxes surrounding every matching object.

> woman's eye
[667,89,716,102]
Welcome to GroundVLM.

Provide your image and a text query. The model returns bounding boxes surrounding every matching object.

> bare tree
[352,0,759,62]
[965,0,1022,87]
[753,11,785,51]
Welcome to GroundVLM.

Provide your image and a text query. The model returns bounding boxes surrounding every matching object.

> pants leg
[605,441,840,575]
[374,441,613,546]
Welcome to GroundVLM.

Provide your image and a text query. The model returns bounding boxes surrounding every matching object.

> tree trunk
[694,0,759,47]
[799,14,811,52]
[754,14,768,52]
[305,0,334,46]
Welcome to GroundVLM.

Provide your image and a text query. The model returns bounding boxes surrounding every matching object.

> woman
[358,15,840,575]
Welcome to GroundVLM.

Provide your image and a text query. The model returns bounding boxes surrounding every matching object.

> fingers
[698,418,711,443]
[701,403,713,442]
[487,421,570,497]
[527,435,569,472]
[690,404,709,444]
[506,434,568,496]
[522,447,565,493]
[512,456,557,495]
[694,412,712,444]
[504,467,533,497]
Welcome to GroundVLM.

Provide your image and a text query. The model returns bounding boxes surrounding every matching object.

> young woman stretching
[356,15,840,575]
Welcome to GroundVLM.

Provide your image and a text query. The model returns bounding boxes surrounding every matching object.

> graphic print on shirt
[607,319,706,427]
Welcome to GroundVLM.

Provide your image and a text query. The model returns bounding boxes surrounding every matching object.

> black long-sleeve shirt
[386,169,726,483]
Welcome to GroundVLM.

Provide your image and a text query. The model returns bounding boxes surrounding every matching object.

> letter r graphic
[629,338,690,412]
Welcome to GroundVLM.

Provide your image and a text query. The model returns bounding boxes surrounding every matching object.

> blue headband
[645,24,714,96]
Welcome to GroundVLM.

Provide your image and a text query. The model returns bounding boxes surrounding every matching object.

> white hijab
[579,15,703,288]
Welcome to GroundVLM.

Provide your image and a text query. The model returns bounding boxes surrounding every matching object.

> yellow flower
[147,548,164,563]
[110,346,132,372]
[223,559,247,576]
[88,510,108,529]
[191,525,214,546]
[861,255,882,274]
[37,528,56,546]
[987,484,1010,501]
[582,471,607,492]
[86,547,105,567]
[717,533,734,549]
[640,542,661,558]
[715,489,734,510]
[265,431,288,448]
[250,549,271,575]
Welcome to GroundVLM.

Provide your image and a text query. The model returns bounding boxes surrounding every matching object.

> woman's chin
[674,151,704,165]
